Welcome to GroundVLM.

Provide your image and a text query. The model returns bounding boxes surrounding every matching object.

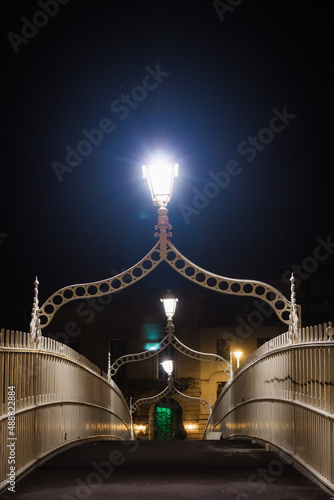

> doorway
[153,398,186,440]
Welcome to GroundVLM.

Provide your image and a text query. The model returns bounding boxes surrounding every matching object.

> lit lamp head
[233,351,243,368]
[161,359,174,377]
[161,290,178,321]
[142,161,178,207]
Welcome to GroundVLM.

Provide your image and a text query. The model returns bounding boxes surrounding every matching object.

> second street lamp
[161,290,178,321]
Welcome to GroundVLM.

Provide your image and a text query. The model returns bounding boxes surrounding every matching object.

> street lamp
[233,351,243,369]
[161,360,174,378]
[161,290,178,321]
[142,161,178,207]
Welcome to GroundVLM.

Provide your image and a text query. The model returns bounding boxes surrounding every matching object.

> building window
[217,339,230,361]
[217,381,227,398]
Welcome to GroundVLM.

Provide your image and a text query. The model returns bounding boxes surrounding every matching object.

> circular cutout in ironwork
[39,315,48,325]
[282,310,290,321]
[255,285,265,296]
[231,283,241,293]
[207,277,217,288]
[122,274,132,284]
[143,260,153,270]
[266,291,276,302]
[45,304,54,314]
[166,251,176,261]
[151,251,160,262]
[275,300,285,310]
[52,295,63,305]
[64,289,74,299]
[196,273,205,283]
[111,279,121,289]
[175,259,185,269]
[133,267,143,277]
[243,284,253,294]
[100,283,109,293]
[88,285,98,295]
[75,286,86,297]
[185,266,195,277]
[219,281,229,291]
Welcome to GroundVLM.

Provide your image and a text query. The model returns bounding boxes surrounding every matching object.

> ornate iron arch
[31,206,298,339]
[108,320,231,379]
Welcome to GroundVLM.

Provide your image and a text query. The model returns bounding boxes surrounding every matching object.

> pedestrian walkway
[0,439,332,499]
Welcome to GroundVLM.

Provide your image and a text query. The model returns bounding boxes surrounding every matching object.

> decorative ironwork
[109,326,230,379]
[130,376,211,415]
[164,240,292,325]
[35,205,295,331]
[38,242,162,328]
[326,322,334,341]
[109,333,170,378]
[289,273,300,341]
[30,277,41,342]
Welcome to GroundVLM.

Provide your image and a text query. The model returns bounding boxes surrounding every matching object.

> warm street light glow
[233,351,243,369]
[184,422,198,431]
[134,424,147,433]
[161,290,178,320]
[161,359,174,376]
[142,162,178,206]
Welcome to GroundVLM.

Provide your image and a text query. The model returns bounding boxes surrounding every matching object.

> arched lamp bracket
[37,242,162,329]
[130,377,211,415]
[109,329,230,380]
[164,241,292,326]
[35,206,295,332]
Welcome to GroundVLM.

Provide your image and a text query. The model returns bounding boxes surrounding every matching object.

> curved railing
[204,323,334,493]
[0,328,132,492]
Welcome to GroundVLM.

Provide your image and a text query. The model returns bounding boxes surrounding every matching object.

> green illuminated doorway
[153,398,185,440]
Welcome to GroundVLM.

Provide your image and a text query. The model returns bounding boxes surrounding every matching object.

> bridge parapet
[0,328,132,492]
[205,323,334,494]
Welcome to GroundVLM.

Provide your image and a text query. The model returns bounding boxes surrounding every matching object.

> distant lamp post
[233,351,243,369]
[161,290,178,321]
[161,360,174,378]
[142,161,178,207]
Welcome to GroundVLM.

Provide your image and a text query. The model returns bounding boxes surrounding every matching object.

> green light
[144,343,160,351]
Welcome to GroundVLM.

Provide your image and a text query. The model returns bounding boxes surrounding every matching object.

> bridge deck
[0,439,331,499]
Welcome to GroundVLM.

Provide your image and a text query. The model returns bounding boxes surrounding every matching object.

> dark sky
[1,1,333,330]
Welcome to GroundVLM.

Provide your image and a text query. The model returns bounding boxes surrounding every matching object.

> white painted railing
[0,328,132,492]
[204,323,334,493]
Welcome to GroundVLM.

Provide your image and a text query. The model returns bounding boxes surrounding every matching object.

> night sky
[2,1,333,331]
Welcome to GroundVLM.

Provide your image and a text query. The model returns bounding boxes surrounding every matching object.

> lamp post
[161,289,178,335]
[142,161,178,207]
[233,351,243,369]
[161,359,174,380]
[38,156,296,337]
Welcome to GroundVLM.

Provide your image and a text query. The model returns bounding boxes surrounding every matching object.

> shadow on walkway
[0,439,332,499]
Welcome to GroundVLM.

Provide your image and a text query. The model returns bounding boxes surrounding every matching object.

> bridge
[1,164,333,496]
[1,322,333,496]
